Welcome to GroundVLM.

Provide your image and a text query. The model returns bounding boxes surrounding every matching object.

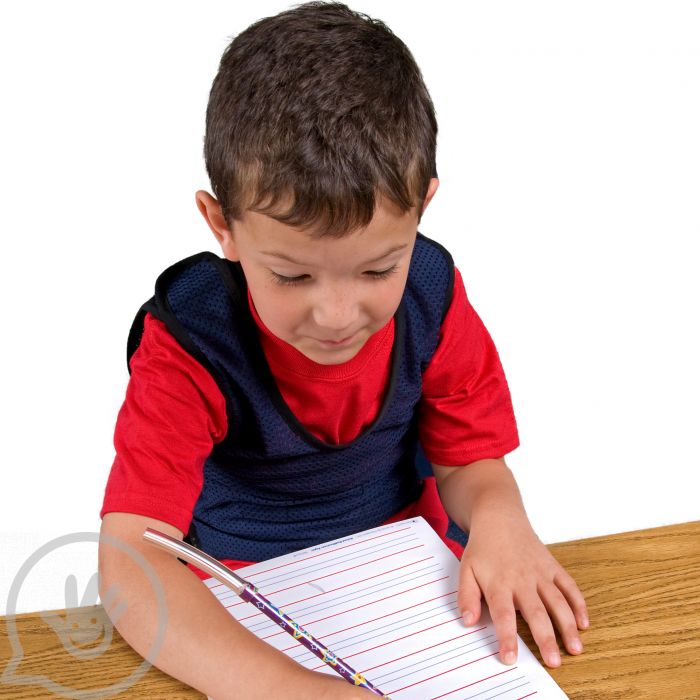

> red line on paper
[280,590,457,652]
[208,526,413,592]
[387,650,500,694]
[429,667,517,699]
[238,555,434,624]
[300,576,449,628]
[233,557,435,618]
[309,616,464,670]
[282,556,434,608]
[266,545,425,596]
[224,544,430,609]
[237,555,433,620]
[353,625,488,673]
[261,575,449,640]
[248,527,414,578]
[515,693,537,699]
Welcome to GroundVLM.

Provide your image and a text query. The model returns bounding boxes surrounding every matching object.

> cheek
[369,278,406,320]
[254,285,308,333]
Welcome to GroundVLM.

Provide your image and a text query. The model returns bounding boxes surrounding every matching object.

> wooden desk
[1,521,698,699]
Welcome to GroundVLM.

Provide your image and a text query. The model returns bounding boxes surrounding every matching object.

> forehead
[235,198,419,267]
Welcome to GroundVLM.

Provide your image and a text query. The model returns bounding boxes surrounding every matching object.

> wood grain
[1,521,698,699]
[0,604,203,699]
[521,521,700,699]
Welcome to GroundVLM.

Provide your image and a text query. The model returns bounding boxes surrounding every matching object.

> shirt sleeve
[419,267,520,466]
[100,313,228,533]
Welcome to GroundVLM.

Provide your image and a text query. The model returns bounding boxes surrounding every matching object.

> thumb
[458,562,482,626]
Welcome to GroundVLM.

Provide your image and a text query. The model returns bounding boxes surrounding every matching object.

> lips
[317,334,356,347]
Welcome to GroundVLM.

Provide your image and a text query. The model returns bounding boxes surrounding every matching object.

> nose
[311,284,360,333]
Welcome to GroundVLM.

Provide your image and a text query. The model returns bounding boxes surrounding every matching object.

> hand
[458,515,589,668]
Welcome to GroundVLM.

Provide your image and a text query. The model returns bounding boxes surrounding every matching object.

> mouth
[316,334,356,348]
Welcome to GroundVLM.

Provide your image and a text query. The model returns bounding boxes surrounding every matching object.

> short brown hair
[204,1,437,236]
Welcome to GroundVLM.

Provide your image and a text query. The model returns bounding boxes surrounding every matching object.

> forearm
[99,514,365,700]
[432,458,533,535]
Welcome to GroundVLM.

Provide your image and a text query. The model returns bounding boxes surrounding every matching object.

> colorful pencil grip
[241,583,390,697]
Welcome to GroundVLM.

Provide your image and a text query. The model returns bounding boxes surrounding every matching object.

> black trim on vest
[126,252,241,442]
[416,232,455,323]
[126,306,149,372]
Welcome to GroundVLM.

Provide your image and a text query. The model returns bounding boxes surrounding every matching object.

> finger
[485,589,518,665]
[554,570,589,630]
[517,592,561,668]
[539,582,583,656]
[457,564,482,626]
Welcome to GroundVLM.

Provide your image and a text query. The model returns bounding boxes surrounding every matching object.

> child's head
[196,2,440,364]
[202,1,437,236]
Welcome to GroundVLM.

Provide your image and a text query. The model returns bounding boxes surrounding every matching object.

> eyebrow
[260,244,409,267]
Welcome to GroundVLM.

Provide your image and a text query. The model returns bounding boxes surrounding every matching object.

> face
[197,181,438,365]
[231,202,419,363]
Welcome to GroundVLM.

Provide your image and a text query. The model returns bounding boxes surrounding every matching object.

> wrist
[468,499,533,537]
[435,458,529,533]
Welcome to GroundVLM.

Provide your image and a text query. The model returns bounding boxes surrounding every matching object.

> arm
[432,459,589,668]
[100,319,371,697]
[99,512,369,700]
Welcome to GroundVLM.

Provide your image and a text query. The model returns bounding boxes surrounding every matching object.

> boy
[99,3,588,698]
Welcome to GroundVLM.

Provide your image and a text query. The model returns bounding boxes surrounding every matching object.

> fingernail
[570,638,583,653]
[548,652,561,667]
[504,651,516,665]
[581,614,589,629]
[462,611,473,626]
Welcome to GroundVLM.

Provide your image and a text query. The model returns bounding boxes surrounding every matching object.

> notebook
[203,517,568,699]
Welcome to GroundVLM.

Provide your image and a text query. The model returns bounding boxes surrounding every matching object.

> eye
[269,271,310,286]
[363,265,398,280]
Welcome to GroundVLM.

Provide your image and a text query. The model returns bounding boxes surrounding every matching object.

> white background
[1,1,698,615]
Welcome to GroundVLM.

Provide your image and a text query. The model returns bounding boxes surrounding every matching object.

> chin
[302,340,364,365]
[309,348,361,365]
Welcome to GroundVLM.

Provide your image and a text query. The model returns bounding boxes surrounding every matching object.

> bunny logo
[2,532,167,698]
[40,574,127,661]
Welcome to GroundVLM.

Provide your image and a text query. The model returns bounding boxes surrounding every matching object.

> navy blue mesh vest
[127,233,454,561]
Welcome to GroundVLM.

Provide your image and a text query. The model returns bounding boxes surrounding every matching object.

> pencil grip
[240,583,389,697]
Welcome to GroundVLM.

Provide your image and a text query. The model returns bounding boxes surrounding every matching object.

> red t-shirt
[101,267,519,561]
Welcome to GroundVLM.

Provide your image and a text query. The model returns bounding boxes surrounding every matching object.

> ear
[195,190,239,261]
[422,178,439,211]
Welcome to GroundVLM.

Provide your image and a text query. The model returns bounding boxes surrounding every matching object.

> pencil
[142,528,390,697]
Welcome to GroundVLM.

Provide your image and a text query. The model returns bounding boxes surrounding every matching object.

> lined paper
[203,517,568,699]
